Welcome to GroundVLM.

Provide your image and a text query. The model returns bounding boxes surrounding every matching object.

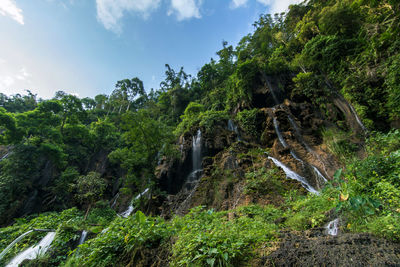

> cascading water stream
[120,188,150,218]
[273,110,329,189]
[273,116,303,163]
[192,129,202,172]
[262,73,281,104]
[6,232,56,267]
[176,130,203,214]
[268,156,319,195]
[0,229,54,262]
[348,104,367,133]
[287,115,329,179]
[0,230,35,261]
[325,218,340,236]
[78,230,88,245]
[1,152,9,161]
[110,192,120,209]
[228,119,241,141]
[180,137,185,155]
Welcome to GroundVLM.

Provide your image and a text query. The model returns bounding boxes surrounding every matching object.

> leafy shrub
[236,109,261,137]
[367,129,400,155]
[322,127,358,163]
[175,103,228,135]
[0,208,83,266]
[199,110,229,132]
[244,167,284,195]
[284,192,337,230]
[66,211,170,267]
[171,206,278,267]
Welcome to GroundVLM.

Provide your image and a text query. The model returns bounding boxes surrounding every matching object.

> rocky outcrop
[262,231,400,266]
[157,73,367,217]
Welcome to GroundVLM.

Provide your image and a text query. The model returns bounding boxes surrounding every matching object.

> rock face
[263,231,400,266]
[157,73,364,216]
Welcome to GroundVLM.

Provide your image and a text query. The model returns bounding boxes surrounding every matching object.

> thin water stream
[268,156,319,195]
[6,232,56,267]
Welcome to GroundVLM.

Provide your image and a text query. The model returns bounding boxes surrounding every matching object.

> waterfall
[273,117,288,148]
[325,218,340,236]
[288,115,329,179]
[192,129,202,171]
[0,229,54,262]
[1,152,9,161]
[228,119,241,141]
[262,74,281,104]
[78,230,88,245]
[268,156,319,195]
[273,116,304,164]
[120,205,134,218]
[120,188,150,218]
[6,232,56,267]
[176,129,203,214]
[348,104,367,132]
[110,192,120,209]
[274,112,329,187]
[312,166,328,183]
[0,230,35,261]
[186,129,203,189]
[180,137,185,155]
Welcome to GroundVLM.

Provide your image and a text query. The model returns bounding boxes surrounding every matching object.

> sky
[0,0,301,99]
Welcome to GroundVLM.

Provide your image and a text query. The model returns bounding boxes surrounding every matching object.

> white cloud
[230,0,248,9]
[230,0,301,14]
[0,0,24,25]
[96,0,161,33]
[265,0,301,14]
[0,59,32,94]
[168,0,202,21]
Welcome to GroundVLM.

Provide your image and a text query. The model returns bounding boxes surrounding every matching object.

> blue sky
[0,0,300,99]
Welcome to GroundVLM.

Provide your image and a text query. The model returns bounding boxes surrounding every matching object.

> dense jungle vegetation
[0,0,399,266]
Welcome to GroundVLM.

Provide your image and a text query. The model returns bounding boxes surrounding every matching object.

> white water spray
[192,129,202,171]
[268,156,319,194]
[78,230,88,245]
[273,117,288,148]
[228,119,241,141]
[325,218,340,236]
[120,188,150,218]
[110,192,120,209]
[6,232,56,267]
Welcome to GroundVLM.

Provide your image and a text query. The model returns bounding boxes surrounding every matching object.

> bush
[66,211,170,267]
[236,109,261,137]
[171,206,278,266]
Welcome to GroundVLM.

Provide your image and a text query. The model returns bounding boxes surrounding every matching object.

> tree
[59,94,85,134]
[74,171,107,219]
[115,77,146,112]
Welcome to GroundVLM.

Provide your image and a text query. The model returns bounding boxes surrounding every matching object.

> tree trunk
[84,203,92,220]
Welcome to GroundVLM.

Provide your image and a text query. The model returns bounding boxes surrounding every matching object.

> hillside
[0,0,400,266]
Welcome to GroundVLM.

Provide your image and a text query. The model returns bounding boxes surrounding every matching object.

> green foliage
[0,208,83,266]
[74,172,107,210]
[366,129,400,155]
[227,58,260,110]
[318,2,362,37]
[175,102,204,134]
[322,127,358,163]
[284,191,337,230]
[175,103,228,136]
[171,206,278,267]
[199,110,229,133]
[236,109,261,137]
[244,167,284,195]
[291,72,330,105]
[66,211,170,267]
